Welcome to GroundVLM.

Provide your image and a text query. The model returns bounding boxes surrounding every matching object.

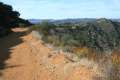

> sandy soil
[0,28,100,80]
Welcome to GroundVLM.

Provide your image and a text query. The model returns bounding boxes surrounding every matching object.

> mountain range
[28,18,120,24]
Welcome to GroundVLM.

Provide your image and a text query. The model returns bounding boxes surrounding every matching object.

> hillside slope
[0,28,108,80]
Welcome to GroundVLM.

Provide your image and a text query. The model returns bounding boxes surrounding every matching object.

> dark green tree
[0,2,31,37]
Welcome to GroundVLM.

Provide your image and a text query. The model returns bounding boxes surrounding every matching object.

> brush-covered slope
[31,18,120,53]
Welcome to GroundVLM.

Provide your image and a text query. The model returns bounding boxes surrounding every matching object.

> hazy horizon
[1,0,120,19]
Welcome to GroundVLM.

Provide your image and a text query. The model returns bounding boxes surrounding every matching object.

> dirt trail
[0,28,99,80]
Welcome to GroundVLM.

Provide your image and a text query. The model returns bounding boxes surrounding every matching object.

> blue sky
[1,0,120,19]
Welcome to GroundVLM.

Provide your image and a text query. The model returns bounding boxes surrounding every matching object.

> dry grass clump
[111,51,120,66]
[109,51,120,80]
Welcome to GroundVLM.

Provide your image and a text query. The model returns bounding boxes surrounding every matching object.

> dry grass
[71,47,120,80]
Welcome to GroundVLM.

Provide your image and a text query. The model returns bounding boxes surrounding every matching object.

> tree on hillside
[0,2,31,36]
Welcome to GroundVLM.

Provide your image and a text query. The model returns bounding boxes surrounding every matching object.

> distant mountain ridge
[28,19,42,24]
[28,18,120,24]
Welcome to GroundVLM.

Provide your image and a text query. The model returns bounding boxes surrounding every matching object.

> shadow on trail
[0,29,27,76]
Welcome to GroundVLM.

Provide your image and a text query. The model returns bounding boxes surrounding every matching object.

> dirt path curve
[0,28,98,80]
